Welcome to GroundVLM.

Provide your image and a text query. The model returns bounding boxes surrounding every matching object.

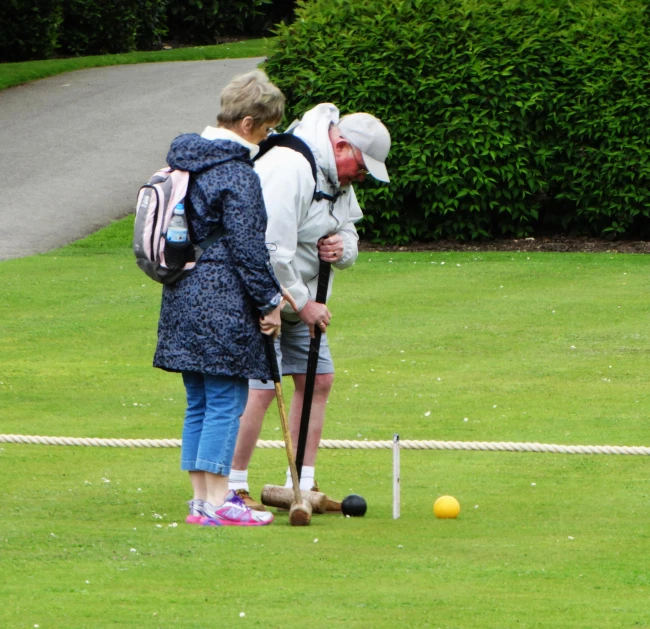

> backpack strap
[255,134,339,202]
[181,193,224,256]
[198,226,224,251]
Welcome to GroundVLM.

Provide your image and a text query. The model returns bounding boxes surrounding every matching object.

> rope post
[393,433,400,519]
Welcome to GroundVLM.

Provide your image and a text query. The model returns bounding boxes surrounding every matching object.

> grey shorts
[250,319,334,390]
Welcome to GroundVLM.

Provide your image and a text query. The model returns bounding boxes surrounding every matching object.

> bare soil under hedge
[359,236,650,254]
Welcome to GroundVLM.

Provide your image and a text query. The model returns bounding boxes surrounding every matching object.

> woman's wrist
[259,292,282,316]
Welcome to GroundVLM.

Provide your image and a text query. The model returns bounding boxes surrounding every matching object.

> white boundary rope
[1,434,649,455]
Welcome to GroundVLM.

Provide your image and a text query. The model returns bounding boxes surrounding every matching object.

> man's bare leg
[229,389,276,509]
[287,373,334,490]
[231,388,276,471]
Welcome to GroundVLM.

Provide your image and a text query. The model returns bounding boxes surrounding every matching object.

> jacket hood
[167,133,250,173]
[287,104,342,187]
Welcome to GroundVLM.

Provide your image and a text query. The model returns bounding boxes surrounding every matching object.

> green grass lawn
[0,39,272,91]
[1,218,649,628]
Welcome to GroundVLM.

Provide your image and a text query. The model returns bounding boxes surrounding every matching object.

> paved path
[0,58,263,260]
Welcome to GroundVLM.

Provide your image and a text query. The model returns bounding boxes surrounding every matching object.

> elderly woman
[153,70,285,526]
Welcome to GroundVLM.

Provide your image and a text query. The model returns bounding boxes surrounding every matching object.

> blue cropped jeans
[180,371,248,476]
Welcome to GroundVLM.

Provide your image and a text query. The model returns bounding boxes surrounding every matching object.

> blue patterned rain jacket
[153,133,281,380]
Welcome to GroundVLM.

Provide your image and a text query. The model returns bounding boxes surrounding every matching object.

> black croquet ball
[341,494,367,517]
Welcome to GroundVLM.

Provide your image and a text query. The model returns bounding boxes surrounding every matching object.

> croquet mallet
[264,334,312,526]
[295,257,331,479]
[292,256,344,514]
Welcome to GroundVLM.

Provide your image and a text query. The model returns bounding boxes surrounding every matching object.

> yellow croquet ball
[433,495,460,519]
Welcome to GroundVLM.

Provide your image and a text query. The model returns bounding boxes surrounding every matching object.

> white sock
[229,469,249,491]
[284,466,315,492]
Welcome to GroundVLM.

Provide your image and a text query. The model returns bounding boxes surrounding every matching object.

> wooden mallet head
[289,498,312,526]
[261,484,329,514]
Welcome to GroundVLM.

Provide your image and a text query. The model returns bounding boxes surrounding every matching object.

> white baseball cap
[337,113,391,182]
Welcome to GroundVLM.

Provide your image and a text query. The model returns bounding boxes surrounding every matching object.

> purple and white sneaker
[185,499,207,525]
[200,490,274,527]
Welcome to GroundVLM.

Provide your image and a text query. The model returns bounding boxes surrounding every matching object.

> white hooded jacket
[254,104,363,319]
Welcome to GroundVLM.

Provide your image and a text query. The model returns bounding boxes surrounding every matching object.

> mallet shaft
[274,381,301,499]
[264,335,308,526]
[296,258,331,478]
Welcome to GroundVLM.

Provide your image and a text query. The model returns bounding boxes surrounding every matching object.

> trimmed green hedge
[167,0,268,44]
[1,0,63,62]
[0,0,295,61]
[58,0,164,56]
[266,0,650,242]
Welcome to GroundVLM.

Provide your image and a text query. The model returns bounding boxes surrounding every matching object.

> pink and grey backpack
[133,134,317,285]
[133,168,222,284]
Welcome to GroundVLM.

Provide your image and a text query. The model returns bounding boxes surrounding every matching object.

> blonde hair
[217,70,285,127]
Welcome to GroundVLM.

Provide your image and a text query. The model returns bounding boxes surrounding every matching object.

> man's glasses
[350,146,369,176]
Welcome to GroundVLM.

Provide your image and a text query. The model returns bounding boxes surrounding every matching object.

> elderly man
[228,103,391,507]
